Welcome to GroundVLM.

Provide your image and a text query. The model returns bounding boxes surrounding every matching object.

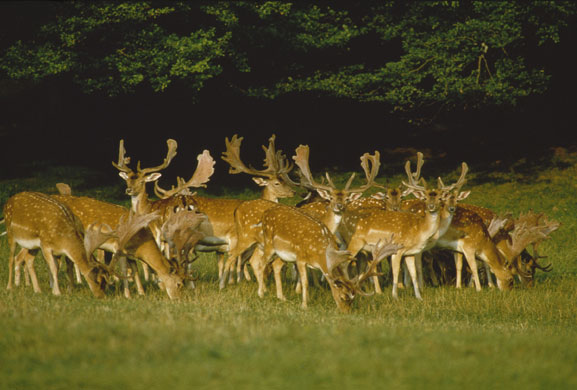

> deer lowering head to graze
[3,192,111,298]
[161,134,296,282]
[260,204,402,312]
[52,194,185,299]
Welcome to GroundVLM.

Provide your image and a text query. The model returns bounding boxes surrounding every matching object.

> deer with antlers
[339,152,470,299]
[258,204,403,311]
[166,134,296,284]
[51,193,185,299]
[218,144,381,294]
[3,192,114,298]
[112,139,216,263]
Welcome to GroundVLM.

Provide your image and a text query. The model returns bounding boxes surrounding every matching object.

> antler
[154,150,216,198]
[402,152,426,193]
[356,236,403,287]
[222,134,293,179]
[112,139,178,175]
[161,209,208,264]
[84,223,116,257]
[109,211,161,269]
[347,151,381,193]
[437,162,469,192]
[293,145,380,195]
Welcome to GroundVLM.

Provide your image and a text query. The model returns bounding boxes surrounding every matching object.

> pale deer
[51,194,185,299]
[3,192,112,298]
[259,204,403,312]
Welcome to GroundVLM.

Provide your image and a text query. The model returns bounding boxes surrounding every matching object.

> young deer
[260,204,402,312]
[3,192,111,298]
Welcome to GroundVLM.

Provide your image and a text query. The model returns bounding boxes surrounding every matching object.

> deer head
[112,139,178,206]
[292,144,380,214]
[221,134,295,201]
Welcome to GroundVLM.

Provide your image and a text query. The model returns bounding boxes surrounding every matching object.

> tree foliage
[1,1,575,120]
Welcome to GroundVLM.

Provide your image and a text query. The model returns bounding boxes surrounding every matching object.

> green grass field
[1,156,577,390]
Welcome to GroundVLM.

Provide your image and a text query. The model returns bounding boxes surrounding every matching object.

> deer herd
[1,135,560,312]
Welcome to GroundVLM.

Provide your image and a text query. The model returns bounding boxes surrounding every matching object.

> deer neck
[261,187,279,203]
[131,191,151,214]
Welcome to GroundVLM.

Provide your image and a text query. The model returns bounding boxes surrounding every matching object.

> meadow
[1,152,577,390]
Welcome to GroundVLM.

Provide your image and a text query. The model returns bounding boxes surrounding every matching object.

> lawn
[1,154,576,390]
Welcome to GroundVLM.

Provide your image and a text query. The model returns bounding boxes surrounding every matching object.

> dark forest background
[1,2,576,188]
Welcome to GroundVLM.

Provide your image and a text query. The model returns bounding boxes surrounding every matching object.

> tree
[1,1,575,122]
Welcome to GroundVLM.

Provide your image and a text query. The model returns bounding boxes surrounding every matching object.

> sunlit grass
[1,158,577,389]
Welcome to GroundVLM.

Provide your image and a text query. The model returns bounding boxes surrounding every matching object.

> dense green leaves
[0,1,574,117]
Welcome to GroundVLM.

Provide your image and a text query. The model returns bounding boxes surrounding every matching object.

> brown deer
[219,144,381,292]
[51,194,185,299]
[259,204,403,312]
[157,134,296,283]
[3,192,112,298]
[340,153,469,299]
[112,139,216,266]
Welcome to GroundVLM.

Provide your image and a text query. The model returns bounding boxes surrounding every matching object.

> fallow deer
[340,152,469,299]
[165,134,295,283]
[260,204,403,312]
[51,194,185,299]
[3,192,112,298]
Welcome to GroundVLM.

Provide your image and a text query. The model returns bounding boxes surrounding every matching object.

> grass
[1,155,577,390]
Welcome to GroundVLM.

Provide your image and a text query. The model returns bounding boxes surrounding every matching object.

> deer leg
[484,261,495,288]
[7,242,18,290]
[454,252,463,288]
[129,259,145,296]
[391,253,403,299]
[416,253,424,289]
[249,248,268,298]
[14,248,28,287]
[42,249,62,296]
[272,258,286,301]
[296,261,309,309]
[118,256,131,299]
[25,254,42,293]
[405,255,422,300]
[462,249,481,291]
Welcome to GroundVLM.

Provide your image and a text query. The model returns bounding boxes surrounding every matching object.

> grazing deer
[169,134,295,283]
[340,153,469,299]
[455,204,558,287]
[260,204,403,312]
[3,192,112,298]
[51,194,185,299]
[112,139,216,265]
[219,144,381,293]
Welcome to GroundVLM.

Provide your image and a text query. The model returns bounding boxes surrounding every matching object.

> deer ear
[457,191,471,201]
[252,177,268,187]
[371,192,385,200]
[316,189,332,201]
[145,173,162,182]
[347,193,363,202]
[119,172,130,181]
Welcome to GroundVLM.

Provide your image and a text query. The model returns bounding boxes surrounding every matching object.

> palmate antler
[161,209,208,266]
[112,139,178,177]
[154,150,216,198]
[345,235,403,296]
[292,144,380,197]
[221,134,293,179]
